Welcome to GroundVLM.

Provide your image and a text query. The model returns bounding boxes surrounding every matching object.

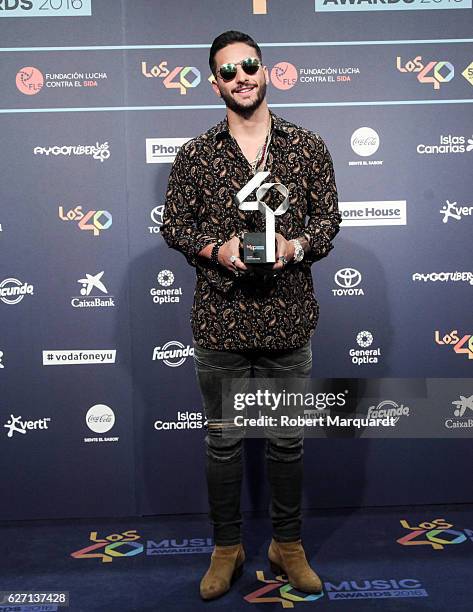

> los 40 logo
[397,518,473,550]
[435,329,473,360]
[396,56,454,90]
[59,205,112,236]
[141,61,201,95]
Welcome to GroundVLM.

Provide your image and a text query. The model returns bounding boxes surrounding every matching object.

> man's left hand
[273,233,295,271]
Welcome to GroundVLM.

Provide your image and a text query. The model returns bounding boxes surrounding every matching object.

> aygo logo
[435,329,473,360]
[396,56,454,90]
[59,205,112,236]
[397,518,473,550]
[141,61,201,95]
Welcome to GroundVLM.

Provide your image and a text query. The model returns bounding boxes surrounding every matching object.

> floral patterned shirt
[161,111,341,352]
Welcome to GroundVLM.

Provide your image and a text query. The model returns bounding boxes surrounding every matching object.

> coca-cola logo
[351,127,380,157]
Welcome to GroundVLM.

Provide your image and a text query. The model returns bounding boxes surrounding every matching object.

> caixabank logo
[397,518,473,550]
[0,0,92,17]
[71,530,213,563]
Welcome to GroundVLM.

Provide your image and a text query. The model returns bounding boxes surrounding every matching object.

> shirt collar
[214,110,291,141]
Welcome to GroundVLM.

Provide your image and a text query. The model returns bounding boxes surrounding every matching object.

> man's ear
[210,76,222,98]
[263,65,269,84]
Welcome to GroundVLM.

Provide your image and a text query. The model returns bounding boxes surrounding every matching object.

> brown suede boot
[268,538,322,593]
[199,543,245,600]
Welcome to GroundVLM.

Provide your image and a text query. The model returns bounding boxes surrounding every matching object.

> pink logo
[16,66,44,95]
[270,62,298,90]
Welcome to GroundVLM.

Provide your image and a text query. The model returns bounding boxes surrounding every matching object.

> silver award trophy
[235,171,290,265]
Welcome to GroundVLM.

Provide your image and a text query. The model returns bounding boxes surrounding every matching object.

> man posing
[161,31,341,600]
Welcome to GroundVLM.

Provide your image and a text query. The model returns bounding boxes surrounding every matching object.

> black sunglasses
[217,57,261,82]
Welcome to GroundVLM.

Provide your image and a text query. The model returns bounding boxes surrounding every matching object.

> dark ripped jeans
[193,340,312,546]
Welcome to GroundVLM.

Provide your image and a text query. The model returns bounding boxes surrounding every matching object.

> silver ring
[279,255,288,266]
[230,255,238,264]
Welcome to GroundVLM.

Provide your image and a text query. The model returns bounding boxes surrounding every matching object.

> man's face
[211,42,268,117]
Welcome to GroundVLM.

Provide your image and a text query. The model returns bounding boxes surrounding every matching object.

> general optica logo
[397,518,473,550]
[141,61,201,95]
[16,66,44,95]
[71,530,213,563]
[270,62,298,90]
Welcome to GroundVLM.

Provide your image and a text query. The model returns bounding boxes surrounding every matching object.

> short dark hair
[209,30,262,76]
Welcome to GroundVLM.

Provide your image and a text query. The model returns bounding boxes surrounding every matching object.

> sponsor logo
[141,61,201,95]
[145,138,190,163]
[152,341,194,367]
[445,394,473,429]
[0,349,4,368]
[333,268,364,296]
[252,0,268,13]
[440,199,473,223]
[17,65,107,94]
[270,62,298,90]
[154,411,204,431]
[412,271,473,286]
[417,134,473,155]
[85,404,115,434]
[434,329,473,360]
[339,201,407,226]
[16,66,44,95]
[34,142,110,162]
[150,270,182,305]
[350,331,381,366]
[397,55,454,90]
[315,0,470,12]
[42,349,116,365]
[72,271,115,308]
[349,127,383,166]
[71,530,213,563]
[59,205,112,236]
[148,205,164,234]
[0,222,3,232]
[462,61,473,86]
[397,518,473,550]
[367,400,410,424]
[4,414,51,437]
[0,0,92,18]
[0,277,34,305]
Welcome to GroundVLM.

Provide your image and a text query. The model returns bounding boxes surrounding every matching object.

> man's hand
[218,236,247,272]
[272,233,295,271]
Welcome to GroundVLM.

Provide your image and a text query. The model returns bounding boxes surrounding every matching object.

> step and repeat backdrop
[1,0,472,520]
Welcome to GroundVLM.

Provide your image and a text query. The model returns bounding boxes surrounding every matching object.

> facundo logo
[445,394,473,430]
[397,517,473,550]
[154,411,204,431]
[417,134,473,155]
[150,270,182,305]
[34,142,110,162]
[339,201,407,226]
[412,271,473,286]
[333,268,364,296]
[152,341,194,367]
[0,277,34,305]
[4,414,51,437]
[148,205,164,234]
[440,200,473,223]
[16,66,44,95]
[141,61,201,95]
[59,205,112,236]
[86,404,115,434]
[367,400,410,424]
[70,530,213,563]
[145,138,191,164]
[349,127,383,167]
[349,331,381,366]
[17,65,107,94]
[270,62,298,90]
[71,271,115,308]
[397,55,454,90]
[434,329,473,360]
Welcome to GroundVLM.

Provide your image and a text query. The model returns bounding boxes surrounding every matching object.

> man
[161,30,341,600]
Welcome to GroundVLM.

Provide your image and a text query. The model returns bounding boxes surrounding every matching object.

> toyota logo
[334,268,362,289]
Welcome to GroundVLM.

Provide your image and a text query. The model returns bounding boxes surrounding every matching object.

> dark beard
[220,81,267,118]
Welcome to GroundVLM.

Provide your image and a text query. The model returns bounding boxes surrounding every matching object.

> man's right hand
[218,236,247,273]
